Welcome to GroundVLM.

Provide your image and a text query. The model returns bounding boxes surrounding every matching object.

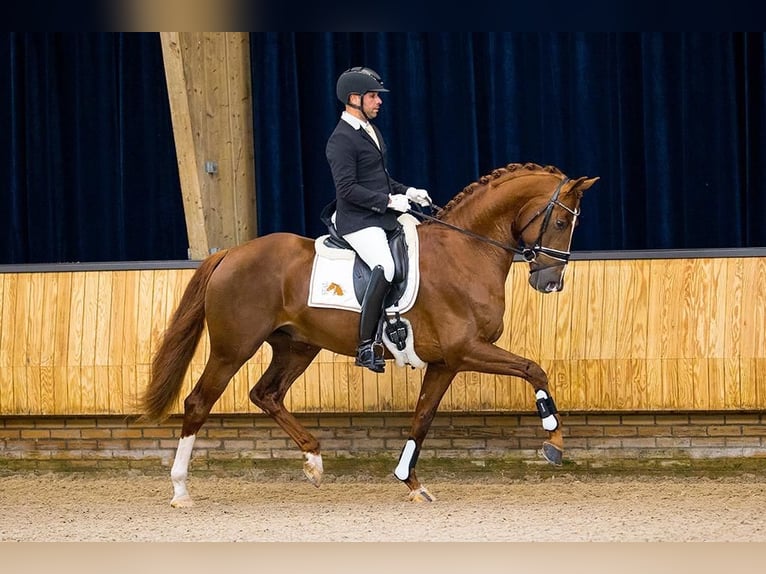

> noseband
[514,177,579,264]
[409,177,579,264]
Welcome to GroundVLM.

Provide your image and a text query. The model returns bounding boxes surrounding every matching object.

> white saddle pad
[308,213,421,314]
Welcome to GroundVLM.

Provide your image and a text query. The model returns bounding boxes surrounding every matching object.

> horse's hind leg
[169,354,248,508]
[394,363,456,503]
[248,332,323,486]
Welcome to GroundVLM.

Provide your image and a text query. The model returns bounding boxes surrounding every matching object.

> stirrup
[355,341,385,373]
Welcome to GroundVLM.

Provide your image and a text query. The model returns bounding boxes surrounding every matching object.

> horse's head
[514,174,599,293]
[427,163,598,293]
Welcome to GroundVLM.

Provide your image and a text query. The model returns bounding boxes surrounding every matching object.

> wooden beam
[160,32,208,259]
[160,32,257,260]
[224,33,257,244]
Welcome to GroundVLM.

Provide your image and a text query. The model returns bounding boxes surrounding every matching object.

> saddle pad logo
[323,282,344,296]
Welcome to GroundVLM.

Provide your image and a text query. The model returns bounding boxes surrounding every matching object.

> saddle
[310,203,425,366]
[319,201,409,307]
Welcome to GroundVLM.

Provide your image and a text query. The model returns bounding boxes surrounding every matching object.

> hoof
[303,460,323,488]
[170,495,194,508]
[541,441,563,466]
[408,486,436,503]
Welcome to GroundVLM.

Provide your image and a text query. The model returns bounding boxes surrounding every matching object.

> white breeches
[342,226,395,282]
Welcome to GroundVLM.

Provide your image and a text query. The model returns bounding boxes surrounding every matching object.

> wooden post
[160,32,257,260]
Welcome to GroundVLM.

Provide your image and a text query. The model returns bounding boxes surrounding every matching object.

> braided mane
[428,162,565,223]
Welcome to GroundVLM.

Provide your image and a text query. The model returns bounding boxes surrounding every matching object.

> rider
[325,66,431,373]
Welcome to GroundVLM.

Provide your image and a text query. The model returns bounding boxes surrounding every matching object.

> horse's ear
[568,176,600,198]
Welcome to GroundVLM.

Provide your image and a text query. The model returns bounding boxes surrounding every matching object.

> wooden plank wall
[1,256,764,416]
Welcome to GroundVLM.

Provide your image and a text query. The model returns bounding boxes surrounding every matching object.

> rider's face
[361,92,382,119]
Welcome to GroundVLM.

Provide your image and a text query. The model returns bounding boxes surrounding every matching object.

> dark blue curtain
[3,33,766,265]
[0,32,186,264]
[251,32,766,251]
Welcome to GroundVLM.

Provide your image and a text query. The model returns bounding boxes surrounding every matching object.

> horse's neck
[429,201,524,284]
[443,181,533,248]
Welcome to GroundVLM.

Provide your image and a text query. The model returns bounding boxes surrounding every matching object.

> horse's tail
[140,250,228,422]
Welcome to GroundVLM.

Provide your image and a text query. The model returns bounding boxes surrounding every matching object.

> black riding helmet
[336,67,389,120]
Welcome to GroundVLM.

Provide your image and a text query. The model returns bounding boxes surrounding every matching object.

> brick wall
[1,412,765,473]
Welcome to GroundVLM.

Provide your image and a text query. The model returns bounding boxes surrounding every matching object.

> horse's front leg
[457,341,564,466]
[394,363,456,502]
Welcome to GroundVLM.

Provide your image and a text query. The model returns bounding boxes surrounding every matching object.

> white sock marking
[170,435,195,500]
[304,451,324,474]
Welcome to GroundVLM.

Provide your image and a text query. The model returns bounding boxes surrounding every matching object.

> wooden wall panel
[108,272,127,414]
[566,262,589,409]
[12,274,31,413]
[333,356,351,413]
[1,275,16,413]
[724,258,744,359]
[1,255,765,416]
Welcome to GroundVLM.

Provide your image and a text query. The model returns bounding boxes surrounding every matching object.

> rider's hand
[388,194,411,213]
[405,187,432,207]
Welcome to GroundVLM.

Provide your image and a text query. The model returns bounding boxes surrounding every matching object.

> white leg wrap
[170,435,196,501]
[536,390,559,431]
[394,439,417,481]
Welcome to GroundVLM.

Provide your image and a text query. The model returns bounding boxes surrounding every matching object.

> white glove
[387,194,411,213]
[405,187,432,207]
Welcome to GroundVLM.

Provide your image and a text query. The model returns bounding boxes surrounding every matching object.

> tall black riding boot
[356,265,391,373]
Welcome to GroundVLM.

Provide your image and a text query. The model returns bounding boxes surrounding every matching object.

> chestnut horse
[141,162,599,506]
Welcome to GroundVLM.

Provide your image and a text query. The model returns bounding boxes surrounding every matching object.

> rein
[408,177,577,264]
[408,208,530,258]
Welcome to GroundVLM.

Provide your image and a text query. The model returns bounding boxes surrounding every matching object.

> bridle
[409,177,580,265]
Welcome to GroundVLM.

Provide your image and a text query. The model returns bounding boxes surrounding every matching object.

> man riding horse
[325,66,431,373]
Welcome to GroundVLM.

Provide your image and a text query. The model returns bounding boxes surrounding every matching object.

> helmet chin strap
[347,94,371,121]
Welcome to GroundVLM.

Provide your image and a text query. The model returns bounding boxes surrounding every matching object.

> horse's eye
[554,219,566,231]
